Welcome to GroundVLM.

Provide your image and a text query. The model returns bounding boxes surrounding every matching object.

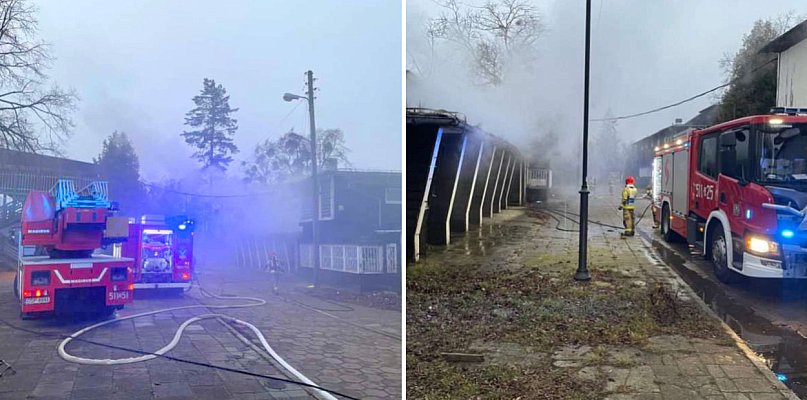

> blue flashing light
[777,373,788,382]
[782,229,795,239]
[745,209,752,220]
[178,224,187,231]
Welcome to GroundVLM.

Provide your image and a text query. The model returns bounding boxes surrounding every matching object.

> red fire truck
[13,180,134,318]
[652,108,807,282]
[118,215,195,293]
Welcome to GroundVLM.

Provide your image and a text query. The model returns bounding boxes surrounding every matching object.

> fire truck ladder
[50,179,111,210]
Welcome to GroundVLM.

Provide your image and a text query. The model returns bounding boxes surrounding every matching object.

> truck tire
[661,205,679,242]
[710,225,738,284]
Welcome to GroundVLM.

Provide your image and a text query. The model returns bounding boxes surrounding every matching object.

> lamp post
[284,70,320,288]
[575,0,592,282]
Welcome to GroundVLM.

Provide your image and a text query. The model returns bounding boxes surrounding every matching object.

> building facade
[761,19,807,108]
[298,170,402,292]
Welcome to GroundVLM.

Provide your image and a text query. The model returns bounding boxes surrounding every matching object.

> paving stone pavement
[426,188,798,399]
[546,193,798,399]
[0,263,401,399]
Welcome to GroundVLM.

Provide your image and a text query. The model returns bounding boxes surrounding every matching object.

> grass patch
[407,355,603,400]
[407,258,728,397]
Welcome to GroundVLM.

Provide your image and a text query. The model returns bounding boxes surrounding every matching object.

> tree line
[0,0,351,217]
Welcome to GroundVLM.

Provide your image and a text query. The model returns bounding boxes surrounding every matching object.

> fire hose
[538,201,654,231]
[55,284,344,400]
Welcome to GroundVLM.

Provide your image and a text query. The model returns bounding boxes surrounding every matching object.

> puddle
[647,236,807,398]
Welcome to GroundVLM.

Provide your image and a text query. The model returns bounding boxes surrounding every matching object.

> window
[344,245,359,272]
[318,176,334,220]
[320,245,332,270]
[385,187,402,204]
[300,244,392,274]
[331,245,344,271]
[698,134,718,178]
[722,128,750,180]
[386,244,397,273]
[361,246,383,273]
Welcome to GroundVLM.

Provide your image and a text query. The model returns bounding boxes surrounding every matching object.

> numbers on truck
[693,183,715,201]
[108,291,129,301]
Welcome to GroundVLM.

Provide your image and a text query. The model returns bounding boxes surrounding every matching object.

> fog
[34,0,402,181]
[407,0,805,181]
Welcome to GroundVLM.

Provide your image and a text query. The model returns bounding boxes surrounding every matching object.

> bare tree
[429,0,544,85]
[0,0,76,153]
[242,128,351,185]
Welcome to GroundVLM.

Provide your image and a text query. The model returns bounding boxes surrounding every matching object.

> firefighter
[618,176,638,236]
[645,185,659,229]
[267,252,282,293]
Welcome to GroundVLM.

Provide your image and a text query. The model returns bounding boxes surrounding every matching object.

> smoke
[407,0,586,185]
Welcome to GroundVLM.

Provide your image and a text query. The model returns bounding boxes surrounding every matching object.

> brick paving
[417,188,798,399]
[0,264,401,399]
[546,194,798,399]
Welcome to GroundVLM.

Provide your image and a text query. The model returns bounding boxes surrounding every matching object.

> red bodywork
[122,218,194,290]
[17,188,134,315]
[653,114,807,278]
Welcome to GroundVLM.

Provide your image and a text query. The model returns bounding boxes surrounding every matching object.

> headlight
[746,234,779,256]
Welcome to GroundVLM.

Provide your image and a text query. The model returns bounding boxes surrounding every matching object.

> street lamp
[575,0,593,282]
[284,71,320,288]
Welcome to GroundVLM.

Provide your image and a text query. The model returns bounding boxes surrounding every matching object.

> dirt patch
[406,222,730,398]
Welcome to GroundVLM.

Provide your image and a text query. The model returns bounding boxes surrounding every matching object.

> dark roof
[760,19,807,53]
[632,104,719,146]
[0,148,99,174]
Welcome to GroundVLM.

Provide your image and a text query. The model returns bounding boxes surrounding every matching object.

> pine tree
[94,131,145,213]
[182,78,239,171]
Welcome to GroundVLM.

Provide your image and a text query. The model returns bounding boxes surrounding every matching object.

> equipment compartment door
[672,149,689,216]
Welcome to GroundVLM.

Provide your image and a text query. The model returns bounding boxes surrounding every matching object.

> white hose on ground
[56,285,339,400]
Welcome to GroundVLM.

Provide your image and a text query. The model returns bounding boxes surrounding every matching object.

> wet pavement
[639,216,807,398]
[0,265,401,399]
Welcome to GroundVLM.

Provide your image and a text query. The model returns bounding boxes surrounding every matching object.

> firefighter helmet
[626,176,635,185]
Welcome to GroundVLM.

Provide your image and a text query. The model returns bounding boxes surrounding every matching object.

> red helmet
[625,176,635,185]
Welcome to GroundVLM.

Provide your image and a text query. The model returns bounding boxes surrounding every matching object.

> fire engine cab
[653,108,807,282]
[119,215,195,292]
[14,180,134,318]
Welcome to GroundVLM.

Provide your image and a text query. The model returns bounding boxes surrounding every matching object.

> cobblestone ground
[547,194,797,399]
[415,189,797,400]
[0,265,401,399]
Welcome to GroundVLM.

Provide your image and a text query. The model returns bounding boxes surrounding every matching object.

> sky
[33,0,402,181]
[407,0,805,154]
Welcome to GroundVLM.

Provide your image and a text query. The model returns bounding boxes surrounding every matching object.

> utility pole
[306,70,321,288]
[575,0,592,282]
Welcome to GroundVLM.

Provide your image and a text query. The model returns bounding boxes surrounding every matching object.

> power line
[143,182,277,198]
[592,57,778,122]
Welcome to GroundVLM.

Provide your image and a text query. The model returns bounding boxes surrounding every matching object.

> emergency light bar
[770,107,807,116]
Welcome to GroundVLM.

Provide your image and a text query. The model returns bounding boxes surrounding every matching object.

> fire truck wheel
[661,205,679,242]
[710,227,738,284]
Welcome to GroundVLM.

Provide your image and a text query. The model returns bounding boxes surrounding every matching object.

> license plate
[24,296,50,305]
[108,291,129,301]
